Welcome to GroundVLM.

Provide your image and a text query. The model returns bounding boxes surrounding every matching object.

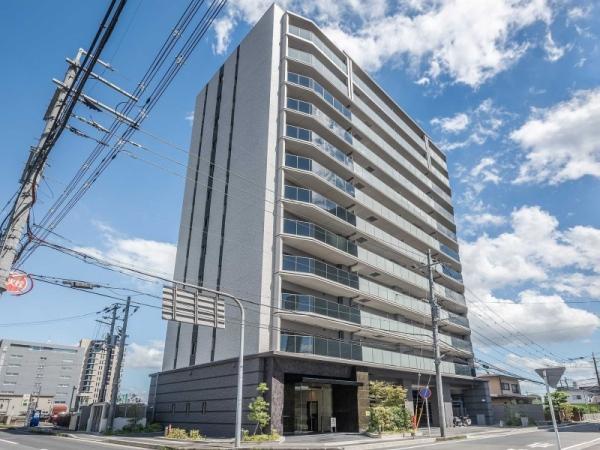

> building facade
[0,338,87,408]
[478,374,531,405]
[150,4,490,435]
[77,339,120,407]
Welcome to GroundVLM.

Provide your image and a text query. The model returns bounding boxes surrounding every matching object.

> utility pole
[98,304,118,403]
[0,50,83,293]
[593,353,600,388]
[427,249,446,437]
[107,296,130,430]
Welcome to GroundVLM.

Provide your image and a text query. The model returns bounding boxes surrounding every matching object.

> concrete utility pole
[427,249,446,437]
[593,353,600,389]
[107,296,130,430]
[0,50,83,293]
[98,304,118,403]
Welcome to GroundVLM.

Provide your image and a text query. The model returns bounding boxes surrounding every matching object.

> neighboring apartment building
[150,4,490,435]
[478,374,531,405]
[77,339,120,407]
[0,339,87,408]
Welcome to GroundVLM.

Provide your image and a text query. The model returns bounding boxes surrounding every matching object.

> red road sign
[4,271,33,295]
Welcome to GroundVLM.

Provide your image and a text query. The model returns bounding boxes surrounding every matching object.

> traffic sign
[4,271,33,295]
[162,285,225,328]
[419,387,432,399]
[535,367,565,388]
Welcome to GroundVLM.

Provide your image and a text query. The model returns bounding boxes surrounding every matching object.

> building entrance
[283,376,359,434]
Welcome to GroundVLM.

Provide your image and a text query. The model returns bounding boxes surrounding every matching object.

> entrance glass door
[293,383,333,433]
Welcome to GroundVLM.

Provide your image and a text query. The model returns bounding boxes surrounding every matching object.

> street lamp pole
[164,278,246,448]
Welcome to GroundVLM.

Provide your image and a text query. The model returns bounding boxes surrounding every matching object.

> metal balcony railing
[283,218,358,256]
[284,185,356,226]
[282,293,361,324]
[285,153,355,196]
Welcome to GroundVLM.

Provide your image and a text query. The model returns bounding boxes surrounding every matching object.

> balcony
[280,334,472,377]
[284,185,356,226]
[282,293,361,324]
[288,24,347,72]
[287,87,456,230]
[440,264,463,283]
[285,153,355,197]
[286,125,353,169]
[282,255,359,290]
[440,244,460,263]
[287,71,351,119]
[283,218,357,256]
[287,47,347,96]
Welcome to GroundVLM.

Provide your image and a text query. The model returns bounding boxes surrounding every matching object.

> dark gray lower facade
[147,352,493,437]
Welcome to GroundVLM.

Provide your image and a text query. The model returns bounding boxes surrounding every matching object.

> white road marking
[0,438,18,445]
[527,443,552,448]
[564,436,600,450]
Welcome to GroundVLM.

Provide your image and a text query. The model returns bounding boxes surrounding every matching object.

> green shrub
[188,429,203,440]
[242,429,280,442]
[145,422,162,432]
[166,427,189,440]
[367,381,411,434]
[248,383,272,435]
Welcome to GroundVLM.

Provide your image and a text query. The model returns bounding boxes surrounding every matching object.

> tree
[368,381,410,433]
[248,383,271,435]
[545,391,569,422]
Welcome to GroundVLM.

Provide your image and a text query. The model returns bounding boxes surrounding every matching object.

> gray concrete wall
[463,380,494,425]
[492,403,544,425]
[150,356,267,436]
[162,3,284,372]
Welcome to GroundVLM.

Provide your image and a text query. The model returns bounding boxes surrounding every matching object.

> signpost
[162,283,243,448]
[535,366,566,450]
[4,271,33,295]
[419,387,432,436]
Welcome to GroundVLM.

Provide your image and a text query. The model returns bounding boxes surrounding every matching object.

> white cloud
[512,88,600,184]
[216,0,553,87]
[567,6,592,21]
[435,99,509,151]
[469,290,600,344]
[185,111,194,124]
[74,222,177,277]
[543,31,569,62]
[126,340,164,369]
[463,212,506,228]
[431,113,469,133]
[461,205,600,343]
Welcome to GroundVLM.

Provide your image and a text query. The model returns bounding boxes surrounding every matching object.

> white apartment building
[149,4,491,435]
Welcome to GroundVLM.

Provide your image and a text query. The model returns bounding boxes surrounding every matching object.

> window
[501,382,510,391]
[170,403,176,414]
[575,395,582,400]
[511,384,520,394]
[185,402,191,415]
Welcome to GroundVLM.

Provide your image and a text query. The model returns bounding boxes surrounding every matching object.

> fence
[583,413,600,422]
[492,403,545,425]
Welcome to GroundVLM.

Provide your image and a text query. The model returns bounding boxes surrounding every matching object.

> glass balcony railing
[286,125,353,169]
[287,71,351,119]
[288,25,347,72]
[441,264,463,283]
[282,255,359,289]
[283,219,358,256]
[285,153,355,196]
[280,334,472,376]
[450,336,472,352]
[287,97,353,144]
[287,47,348,95]
[441,287,466,306]
[284,185,356,226]
[442,312,469,328]
[282,293,360,324]
[440,244,460,262]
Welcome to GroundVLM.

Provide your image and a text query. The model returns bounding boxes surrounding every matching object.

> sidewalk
[43,425,540,450]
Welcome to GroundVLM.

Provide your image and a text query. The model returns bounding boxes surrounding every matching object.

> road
[0,430,150,450]
[1,423,600,449]
[393,423,600,450]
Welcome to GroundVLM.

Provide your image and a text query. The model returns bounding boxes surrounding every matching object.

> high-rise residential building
[150,4,491,435]
[77,339,120,407]
[0,338,87,408]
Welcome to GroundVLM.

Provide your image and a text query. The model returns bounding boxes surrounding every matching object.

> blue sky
[1,0,599,397]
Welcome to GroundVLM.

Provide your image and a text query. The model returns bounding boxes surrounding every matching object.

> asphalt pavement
[0,429,151,450]
[389,423,600,450]
[1,423,600,449]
